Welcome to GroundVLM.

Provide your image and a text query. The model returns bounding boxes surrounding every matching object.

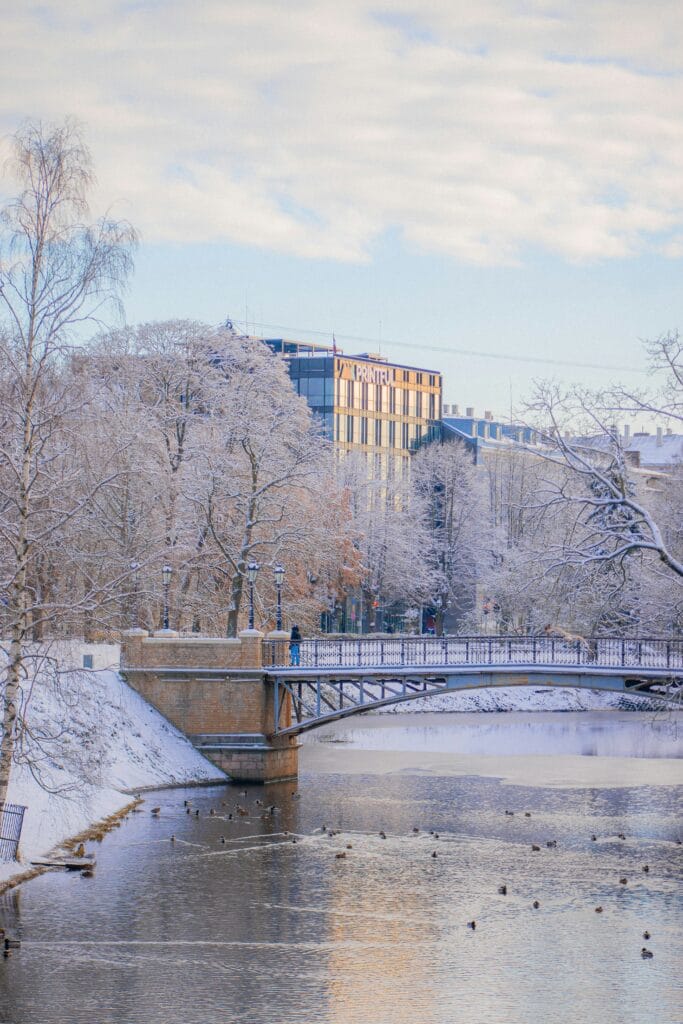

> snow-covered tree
[411,440,492,634]
[0,119,136,802]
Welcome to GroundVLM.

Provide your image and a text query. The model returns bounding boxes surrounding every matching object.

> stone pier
[120,629,298,783]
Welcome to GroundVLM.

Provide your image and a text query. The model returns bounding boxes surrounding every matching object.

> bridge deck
[265,636,682,736]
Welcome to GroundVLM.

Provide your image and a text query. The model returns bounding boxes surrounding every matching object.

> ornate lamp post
[162,563,172,630]
[273,563,285,631]
[247,561,259,630]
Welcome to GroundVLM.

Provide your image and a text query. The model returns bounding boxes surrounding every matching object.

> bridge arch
[271,666,681,736]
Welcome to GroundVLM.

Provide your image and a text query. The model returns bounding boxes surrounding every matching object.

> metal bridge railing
[263,635,683,672]
[0,801,26,862]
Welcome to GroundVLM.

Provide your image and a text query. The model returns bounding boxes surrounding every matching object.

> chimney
[656,426,663,447]
[623,423,630,443]
[466,406,474,418]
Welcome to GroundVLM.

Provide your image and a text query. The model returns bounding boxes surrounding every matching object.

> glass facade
[265,341,443,478]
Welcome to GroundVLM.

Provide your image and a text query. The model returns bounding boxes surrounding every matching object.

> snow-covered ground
[373,685,653,714]
[1,669,225,887]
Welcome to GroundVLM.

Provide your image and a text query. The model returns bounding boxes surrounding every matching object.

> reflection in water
[0,714,680,1024]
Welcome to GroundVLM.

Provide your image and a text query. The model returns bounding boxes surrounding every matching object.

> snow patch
[1,669,225,885]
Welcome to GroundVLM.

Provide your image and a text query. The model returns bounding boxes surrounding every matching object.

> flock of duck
[149,791,667,962]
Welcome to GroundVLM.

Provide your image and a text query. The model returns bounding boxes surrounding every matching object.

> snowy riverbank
[1,669,225,888]
[373,685,653,714]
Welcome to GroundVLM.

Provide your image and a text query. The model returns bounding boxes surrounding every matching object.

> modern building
[264,338,443,477]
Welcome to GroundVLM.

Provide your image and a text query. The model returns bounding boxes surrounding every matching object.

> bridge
[121,631,682,783]
[265,635,683,735]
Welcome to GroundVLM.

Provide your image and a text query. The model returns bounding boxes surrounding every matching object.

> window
[401,422,409,449]
[429,393,435,419]
[389,388,396,414]
[82,654,94,669]
[388,420,396,447]
[402,389,409,416]
[346,380,354,408]
[374,418,383,446]
[346,415,354,442]
[360,383,369,410]
[360,417,368,444]
[375,385,382,412]
[335,413,341,440]
[415,392,422,418]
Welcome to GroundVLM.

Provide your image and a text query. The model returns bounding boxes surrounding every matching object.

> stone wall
[119,629,298,783]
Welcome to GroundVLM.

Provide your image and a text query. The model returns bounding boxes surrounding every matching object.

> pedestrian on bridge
[289,625,302,666]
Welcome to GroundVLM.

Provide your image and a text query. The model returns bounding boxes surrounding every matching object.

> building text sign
[339,359,392,386]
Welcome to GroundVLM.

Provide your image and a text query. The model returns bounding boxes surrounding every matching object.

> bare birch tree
[0,119,136,803]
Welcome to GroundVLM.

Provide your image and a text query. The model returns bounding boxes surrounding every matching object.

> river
[0,711,681,1024]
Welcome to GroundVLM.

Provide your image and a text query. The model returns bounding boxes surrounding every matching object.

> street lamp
[273,563,285,631]
[247,561,259,630]
[130,560,140,627]
[162,563,172,630]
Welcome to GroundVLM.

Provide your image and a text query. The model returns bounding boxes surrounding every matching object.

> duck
[74,843,86,858]
[590,835,597,841]
[238,790,247,797]
[184,800,191,807]
[431,851,438,858]
[150,808,160,817]
[236,806,249,817]
[335,851,347,860]
[186,807,191,815]
[505,810,514,817]
[346,843,353,850]
[531,844,541,852]
[434,833,439,840]
[595,907,603,913]
[641,948,653,959]
[209,809,216,816]
[524,812,532,818]
[412,827,419,834]
[81,868,94,878]
[532,900,540,909]
[546,840,557,848]
[379,831,387,839]
[467,920,476,930]
[642,865,649,873]
[498,885,507,895]
[619,878,628,885]
[255,799,263,807]
[643,930,650,940]
[170,835,176,843]
[617,833,626,841]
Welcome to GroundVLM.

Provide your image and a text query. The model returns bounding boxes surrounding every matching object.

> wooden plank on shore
[30,856,95,869]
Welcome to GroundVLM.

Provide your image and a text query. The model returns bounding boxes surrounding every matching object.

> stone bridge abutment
[120,629,298,783]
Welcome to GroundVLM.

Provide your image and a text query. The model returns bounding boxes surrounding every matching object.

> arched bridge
[265,635,683,736]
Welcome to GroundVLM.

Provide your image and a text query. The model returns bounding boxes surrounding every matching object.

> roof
[625,433,683,467]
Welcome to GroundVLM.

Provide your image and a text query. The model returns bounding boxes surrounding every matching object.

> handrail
[262,635,683,672]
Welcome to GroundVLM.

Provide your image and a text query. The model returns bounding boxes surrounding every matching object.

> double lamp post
[246,561,285,631]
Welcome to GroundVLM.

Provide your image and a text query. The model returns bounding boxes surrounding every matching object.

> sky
[2,0,683,421]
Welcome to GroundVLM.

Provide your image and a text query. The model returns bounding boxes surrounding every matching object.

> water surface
[0,711,681,1024]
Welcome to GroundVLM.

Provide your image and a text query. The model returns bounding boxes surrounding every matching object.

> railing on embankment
[263,635,683,673]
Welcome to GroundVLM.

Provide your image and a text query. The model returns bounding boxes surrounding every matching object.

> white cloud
[1,0,683,265]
